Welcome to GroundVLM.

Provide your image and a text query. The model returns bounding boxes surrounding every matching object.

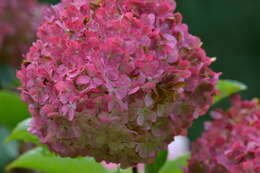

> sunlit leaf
[159,154,189,173]
[7,147,110,173]
[214,79,247,103]
[120,169,132,173]
[0,91,29,128]
[5,118,39,144]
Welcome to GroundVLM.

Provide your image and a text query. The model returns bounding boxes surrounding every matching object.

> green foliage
[214,79,247,103]
[118,168,132,173]
[0,91,29,128]
[7,147,110,173]
[6,146,188,173]
[145,150,168,173]
[159,155,189,173]
[0,126,18,173]
[5,118,39,144]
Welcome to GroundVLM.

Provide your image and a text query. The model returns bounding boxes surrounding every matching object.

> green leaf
[145,150,168,173]
[0,126,18,173]
[7,147,110,173]
[116,167,132,173]
[214,79,247,103]
[101,165,132,173]
[5,118,39,144]
[159,154,189,173]
[119,170,132,173]
[0,90,30,128]
[107,167,132,173]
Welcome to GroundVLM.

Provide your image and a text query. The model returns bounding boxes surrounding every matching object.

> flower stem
[132,167,138,173]
[116,166,121,173]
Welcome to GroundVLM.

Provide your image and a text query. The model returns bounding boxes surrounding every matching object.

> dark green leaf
[0,126,18,173]
[7,147,110,173]
[145,150,168,173]
[5,118,39,144]
[214,79,247,103]
[0,91,29,128]
[159,154,189,173]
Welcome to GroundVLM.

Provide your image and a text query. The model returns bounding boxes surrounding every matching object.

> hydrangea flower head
[0,0,44,66]
[17,0,219,168]
[186,95,260,173]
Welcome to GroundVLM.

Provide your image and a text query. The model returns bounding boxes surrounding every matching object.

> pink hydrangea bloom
[186,95,260,173]
[17,0,219,168]
[0,0,44,66]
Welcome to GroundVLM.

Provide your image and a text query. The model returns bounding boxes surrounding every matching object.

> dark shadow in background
[39,0,59,4]
[176,0,260,99]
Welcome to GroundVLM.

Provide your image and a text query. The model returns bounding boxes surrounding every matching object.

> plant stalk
[132,167,138,173]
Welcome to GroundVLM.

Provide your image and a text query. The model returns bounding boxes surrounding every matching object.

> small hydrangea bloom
[0,0,44,66]
[17,0,219,167]
[186,95,260,173]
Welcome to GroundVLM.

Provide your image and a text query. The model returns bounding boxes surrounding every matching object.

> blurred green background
[1,0,260,172]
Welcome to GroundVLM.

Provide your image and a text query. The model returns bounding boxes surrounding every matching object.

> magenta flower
[0,0,44,66]
[17,0,219,168]
[186,95,260,173]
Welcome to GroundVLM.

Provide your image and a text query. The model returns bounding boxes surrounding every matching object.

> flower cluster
[17,0,219,168]
[0,0,44,66]
[186,95,260,173]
